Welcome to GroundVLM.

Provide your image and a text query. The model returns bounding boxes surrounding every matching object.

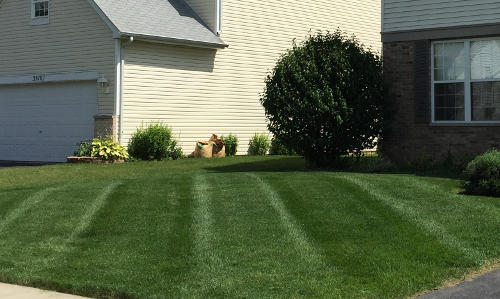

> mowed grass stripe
[360,174,500,261]
[339,175,485,263]
[0,187,61,233]
[31,181,123,273]
[70,181,122,240]
[248,173,325,266]
[191,174,219,290]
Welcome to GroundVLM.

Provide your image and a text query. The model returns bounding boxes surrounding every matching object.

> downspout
[114,38,122,143]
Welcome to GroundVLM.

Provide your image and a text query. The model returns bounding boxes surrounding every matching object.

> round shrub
[128,123,183,161]
[222,134,238,156]
[463,150,500,197]
[260,31,387,166]
[248,133,270,156]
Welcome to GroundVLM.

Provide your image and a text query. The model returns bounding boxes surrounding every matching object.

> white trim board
[0,71,99,86]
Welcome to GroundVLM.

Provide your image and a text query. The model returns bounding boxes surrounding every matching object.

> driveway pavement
[419,268,500,299]
[0,161,56,168]
[0,283,90,299]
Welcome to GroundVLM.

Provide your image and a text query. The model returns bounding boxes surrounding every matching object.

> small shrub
[91,138,129,161]
[128,123,183,161]
[222,134,238,156]
[463,150,500,196]
[248,133,270,156]
[74,140,93,157]
[270,137,296,155]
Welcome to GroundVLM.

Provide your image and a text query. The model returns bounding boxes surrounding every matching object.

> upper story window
[432,38,500,123]
[31,0,49,25]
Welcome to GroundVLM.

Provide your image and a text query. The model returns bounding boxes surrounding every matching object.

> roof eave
[87,0,121,38]
[121,32,228,49]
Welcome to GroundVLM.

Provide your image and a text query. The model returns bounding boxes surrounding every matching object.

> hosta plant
[91,138,129,161]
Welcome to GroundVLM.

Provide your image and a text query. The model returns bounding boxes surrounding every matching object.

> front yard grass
[0,156,499,298]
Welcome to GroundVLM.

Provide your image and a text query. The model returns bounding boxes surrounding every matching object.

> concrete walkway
[0,283,90,299]
[419,269,500,299]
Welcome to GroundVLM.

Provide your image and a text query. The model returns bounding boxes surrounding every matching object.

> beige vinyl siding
[122,0,381,154]
[383,0,500,32]
[184,0,217,32]
[0,0,115,115]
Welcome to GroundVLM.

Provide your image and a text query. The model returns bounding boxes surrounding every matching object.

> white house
[0,0,381,162]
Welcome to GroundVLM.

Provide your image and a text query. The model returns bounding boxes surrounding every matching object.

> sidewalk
[0,283,90,299]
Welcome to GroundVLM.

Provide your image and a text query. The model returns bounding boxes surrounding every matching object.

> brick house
[381,0,500,162]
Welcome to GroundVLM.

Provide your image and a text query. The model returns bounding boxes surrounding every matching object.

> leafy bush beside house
[221,134,238,156]
[74,140,93,157]
[463,150,500,197]
[128,123,183,161]
[248,133,270,156]
[260,31,387,166]
[73,138,128,162]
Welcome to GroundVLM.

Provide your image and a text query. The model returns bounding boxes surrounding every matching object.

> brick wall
[381,41,500,162]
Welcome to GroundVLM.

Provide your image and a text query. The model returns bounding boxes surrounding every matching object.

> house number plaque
[32,75,45,82]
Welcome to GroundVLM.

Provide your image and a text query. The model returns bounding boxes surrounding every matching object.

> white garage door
[0,81,97,162]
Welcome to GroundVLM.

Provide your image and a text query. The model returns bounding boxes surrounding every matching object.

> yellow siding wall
[0,0,115,115]
[184,0,217,32]
[122,0,381,154]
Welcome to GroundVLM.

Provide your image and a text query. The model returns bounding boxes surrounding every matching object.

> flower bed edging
[66,156,125,164]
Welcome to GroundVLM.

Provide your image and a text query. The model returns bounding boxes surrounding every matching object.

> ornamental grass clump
[128,123,183,161]
[463,150,500,197]
[260,30,388,166]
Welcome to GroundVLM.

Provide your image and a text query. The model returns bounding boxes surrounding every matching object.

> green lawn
[0,156,499,298]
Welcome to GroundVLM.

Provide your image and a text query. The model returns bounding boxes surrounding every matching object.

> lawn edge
[413,259,500,298]
[0,275,134,299]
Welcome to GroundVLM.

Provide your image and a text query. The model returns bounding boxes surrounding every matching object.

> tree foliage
[260,31,387,165]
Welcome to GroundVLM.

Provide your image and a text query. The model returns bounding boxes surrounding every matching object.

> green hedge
[463,150,500,197]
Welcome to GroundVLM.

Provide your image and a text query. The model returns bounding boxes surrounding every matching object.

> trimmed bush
[270,137,296,155]
[222,134,238,156]
[463,150,500,197]
[91,138,129,161]
[260,31,387,166]
[128,123,183,161]
[248,133,270,156]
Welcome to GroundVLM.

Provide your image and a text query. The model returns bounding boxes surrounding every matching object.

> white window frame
[431,37,500,124]
[31,0,49,25]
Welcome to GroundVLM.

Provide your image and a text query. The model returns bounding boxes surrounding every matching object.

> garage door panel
[0,81,97,162]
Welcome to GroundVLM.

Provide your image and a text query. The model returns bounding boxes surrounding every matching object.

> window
[432,38,500,123]
[31,0,49,25]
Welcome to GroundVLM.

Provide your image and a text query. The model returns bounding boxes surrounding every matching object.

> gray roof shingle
[90,0,227,48]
